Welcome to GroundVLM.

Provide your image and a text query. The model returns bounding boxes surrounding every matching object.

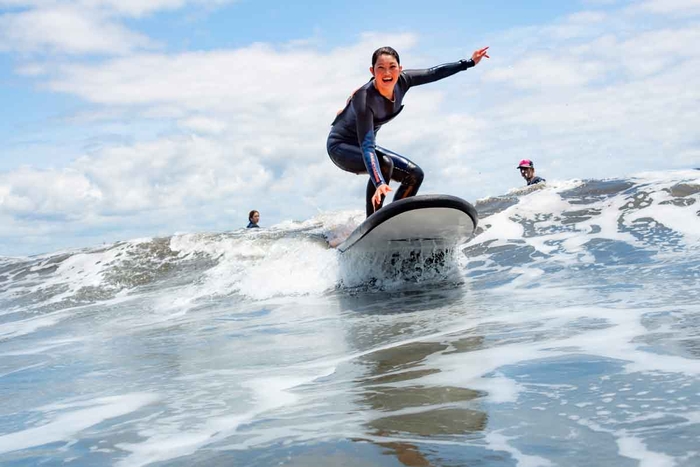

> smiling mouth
[382,77,393,83]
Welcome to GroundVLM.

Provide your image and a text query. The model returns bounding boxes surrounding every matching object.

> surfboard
[336,194,478,254]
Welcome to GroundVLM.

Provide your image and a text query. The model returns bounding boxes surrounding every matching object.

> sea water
[1,169,699,466]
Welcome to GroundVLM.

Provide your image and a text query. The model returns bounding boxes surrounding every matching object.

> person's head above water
[370,46,403,100]
[517,159,545,186]
[247,210,260,228]
[517,159,535,181]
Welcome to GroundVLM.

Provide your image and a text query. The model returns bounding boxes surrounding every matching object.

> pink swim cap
[517,159,534,169]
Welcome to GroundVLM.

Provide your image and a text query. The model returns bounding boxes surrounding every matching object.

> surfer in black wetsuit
[327,45,489,217]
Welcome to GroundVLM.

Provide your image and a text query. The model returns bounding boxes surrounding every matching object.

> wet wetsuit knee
[396,164,424,198]
[328,141,424,217]
[380,146,423,200]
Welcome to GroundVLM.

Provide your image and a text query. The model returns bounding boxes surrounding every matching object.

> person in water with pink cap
[517,159,545,186]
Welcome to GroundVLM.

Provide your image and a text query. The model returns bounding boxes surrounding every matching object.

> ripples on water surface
[1,170,699,466]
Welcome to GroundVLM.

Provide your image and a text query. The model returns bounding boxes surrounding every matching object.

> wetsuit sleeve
[403,59,475,87]
[352,90,386,187]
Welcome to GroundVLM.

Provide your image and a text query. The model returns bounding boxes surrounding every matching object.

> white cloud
[546,10,610,39]
[0,167,102,216]
[582,0,621,5]
[567,11,609,23]
[676,148,700,165]
[633,0,700,16]
[178,116,228,134]
[79,0,236,18]
[0,0,237,56]
[80,0,189,17]
[14,62,46,76]
[0,134,275,256]
[0,4,153,55]
[616,27,700,77]
[484,55,605,89]
[0,0,237,17]
[72,135,273,213]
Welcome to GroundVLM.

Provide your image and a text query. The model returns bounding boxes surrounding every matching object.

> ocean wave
[0,170,697,314]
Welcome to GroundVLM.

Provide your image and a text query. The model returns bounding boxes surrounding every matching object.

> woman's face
[251,212,260,223]
[371,54,402,96]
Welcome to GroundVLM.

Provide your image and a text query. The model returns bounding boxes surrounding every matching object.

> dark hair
[248,210,259,221]
[371,46,400,67]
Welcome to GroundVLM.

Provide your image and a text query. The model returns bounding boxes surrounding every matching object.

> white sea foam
[616,435,676,467]
[0,337,82,356]
[484,432,553,467]
[114,368,336,467]
[0,310,69,340]
[1,171,699,466]
[169,233,339,302]
[0,393,158,455]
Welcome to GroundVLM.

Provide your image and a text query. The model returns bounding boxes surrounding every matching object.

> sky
[1,0,699,256]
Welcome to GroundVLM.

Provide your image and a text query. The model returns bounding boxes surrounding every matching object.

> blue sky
[1,0,699,255]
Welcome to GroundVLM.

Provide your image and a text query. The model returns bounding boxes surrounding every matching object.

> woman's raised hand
[472,46,490,65]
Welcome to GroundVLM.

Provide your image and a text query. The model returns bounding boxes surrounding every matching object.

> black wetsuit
[246,222,259,229]
[527,176,545,186]
[327,59,475,217]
